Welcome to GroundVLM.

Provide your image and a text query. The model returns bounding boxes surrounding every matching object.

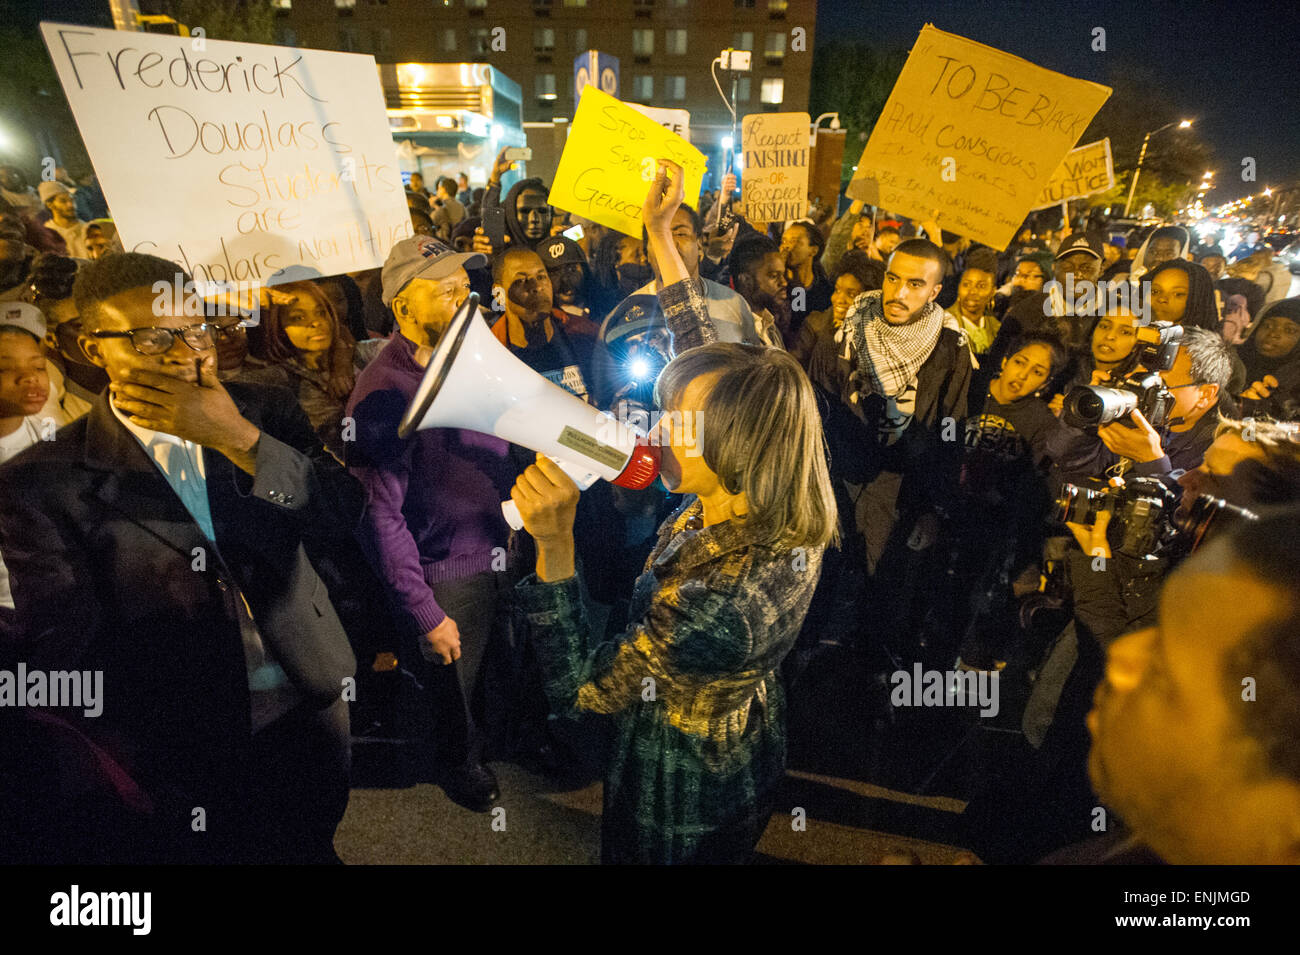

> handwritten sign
[549,86,706,238]
[629,104,690,141]
[740,112,809,224]
[1035,138,1114,207]
[847,25,1110,249]
[40,22,410,289]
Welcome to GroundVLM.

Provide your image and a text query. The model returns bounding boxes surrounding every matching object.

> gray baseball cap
[381,234,487,306]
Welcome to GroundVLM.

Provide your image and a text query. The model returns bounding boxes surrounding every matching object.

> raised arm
[643,159,716,355]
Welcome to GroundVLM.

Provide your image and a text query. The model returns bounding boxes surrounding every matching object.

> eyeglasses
[89,322,241,356]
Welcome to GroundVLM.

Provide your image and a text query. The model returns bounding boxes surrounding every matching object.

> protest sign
[40,22,410,290]
[628,104,690,141]
[1035,138,1114,207]
[847,25,1111,249]
[548,85,706,238]
[740,112,809,224]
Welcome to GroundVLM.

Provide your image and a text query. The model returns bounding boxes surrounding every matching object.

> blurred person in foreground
[1077,506,1300,864]
[509,160,836,864]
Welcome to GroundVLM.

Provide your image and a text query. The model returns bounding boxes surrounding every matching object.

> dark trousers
[241,697,351,863]
[1,697,352,865]
[426,569,516,769]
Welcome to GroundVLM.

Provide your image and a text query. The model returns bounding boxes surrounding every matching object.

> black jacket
[821,325,973,514]
[0,384,360,843]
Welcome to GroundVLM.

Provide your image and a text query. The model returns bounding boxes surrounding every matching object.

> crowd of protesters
[0,141,1298,867]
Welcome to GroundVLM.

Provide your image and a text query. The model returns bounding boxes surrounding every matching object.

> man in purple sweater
[346,235,511,811]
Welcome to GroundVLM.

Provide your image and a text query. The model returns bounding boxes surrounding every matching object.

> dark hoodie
[1238,296,1300,419]
[482,177,549,250]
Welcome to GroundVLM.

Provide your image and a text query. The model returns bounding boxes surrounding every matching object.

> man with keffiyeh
[828,238,972,623]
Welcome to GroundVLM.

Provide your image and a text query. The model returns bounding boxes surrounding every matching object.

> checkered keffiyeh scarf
[835,290,944,399]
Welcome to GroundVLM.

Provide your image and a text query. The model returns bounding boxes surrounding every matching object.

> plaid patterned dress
[516,498,823,863]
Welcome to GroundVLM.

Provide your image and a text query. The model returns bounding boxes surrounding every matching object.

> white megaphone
[398,293,661,530]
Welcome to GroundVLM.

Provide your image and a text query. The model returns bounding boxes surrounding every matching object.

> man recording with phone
[474,147,552,256]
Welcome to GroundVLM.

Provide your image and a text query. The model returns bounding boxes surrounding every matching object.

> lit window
[471,28,491,53]
[563,0,587,6]
[271,0,292,9]
[769,0,789,12]
[760,77,783,104]
[535,74,557,99]
[573,28,588,51]
[534,27,555,52]
[736,77,751,101]
[335,0,356,8]
[632,29,654,55]
[766,33,785,55]
[665,29,687,55]
[466,0,486,8]
[633,75,653,100]
[666,76,685,100]
[732,31,753,50]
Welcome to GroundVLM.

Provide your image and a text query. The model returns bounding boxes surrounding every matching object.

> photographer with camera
[992,324,1234,859]
[1053,325,1233,506]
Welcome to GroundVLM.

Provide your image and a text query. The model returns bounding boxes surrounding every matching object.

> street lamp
[810,111,840,146]
[1123,118,1194,217]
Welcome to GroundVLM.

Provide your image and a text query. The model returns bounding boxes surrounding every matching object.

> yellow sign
[549,86,707,238]
[1036,138,1114,207]
[847,25,1111,249]
[741,112,810,224]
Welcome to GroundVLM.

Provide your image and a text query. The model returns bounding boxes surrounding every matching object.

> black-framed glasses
[89,322,242,356]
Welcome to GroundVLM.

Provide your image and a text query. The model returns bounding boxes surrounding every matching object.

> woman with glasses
[247,281,358,461]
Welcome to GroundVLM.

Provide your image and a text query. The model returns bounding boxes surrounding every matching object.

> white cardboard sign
[41,22,411,288]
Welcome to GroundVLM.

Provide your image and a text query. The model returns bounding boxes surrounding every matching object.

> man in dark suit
[0,253,359,864]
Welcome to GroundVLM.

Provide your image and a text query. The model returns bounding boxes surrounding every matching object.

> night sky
[818,0,1300,202]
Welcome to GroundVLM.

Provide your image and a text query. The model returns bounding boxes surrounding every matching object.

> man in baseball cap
[988,231,1106,360]
[347,232,512,813]
[535,234,598,340]
[37,181,90,259]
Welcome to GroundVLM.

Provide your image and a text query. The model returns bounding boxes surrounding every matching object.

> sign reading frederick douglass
[549,85,706,238]
[847,25,1111,249]
[40,23,410,289]
[1035,138,1114,207]
[740,112,809,224]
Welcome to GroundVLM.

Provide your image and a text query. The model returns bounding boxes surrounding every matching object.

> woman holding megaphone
[510,160,838,864]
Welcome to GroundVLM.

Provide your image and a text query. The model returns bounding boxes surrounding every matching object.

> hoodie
[483,177,549,250]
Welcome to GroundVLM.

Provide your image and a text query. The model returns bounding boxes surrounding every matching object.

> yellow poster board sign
[741,112,810,225]
[1035,138,1114,208]
[847,25,1111,249]
[549,86,707,238]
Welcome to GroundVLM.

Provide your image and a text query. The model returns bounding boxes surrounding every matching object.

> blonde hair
[655,342,839,551]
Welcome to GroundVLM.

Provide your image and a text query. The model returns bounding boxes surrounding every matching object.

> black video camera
[1060,322,1183,431]
[1172,494,1259,554]
[1056,473,1177,558]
